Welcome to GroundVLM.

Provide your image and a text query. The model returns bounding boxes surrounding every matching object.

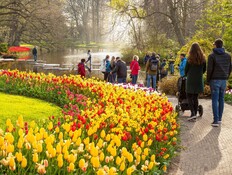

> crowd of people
[77,38,231,127]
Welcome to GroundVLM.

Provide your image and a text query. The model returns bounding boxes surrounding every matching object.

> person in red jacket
[78,59,86,77]
[130,55,140,85]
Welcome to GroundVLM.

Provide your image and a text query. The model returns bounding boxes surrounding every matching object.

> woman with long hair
[185,43,206,121]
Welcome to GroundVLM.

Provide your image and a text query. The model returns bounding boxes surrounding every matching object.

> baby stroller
[175,77,203,117]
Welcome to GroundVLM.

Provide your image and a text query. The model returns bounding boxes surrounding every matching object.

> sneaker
[218,121,222,124]
[211,122,219,127]
[187,116,197,121]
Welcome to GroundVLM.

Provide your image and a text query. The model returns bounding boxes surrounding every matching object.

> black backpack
[150,59,158,71]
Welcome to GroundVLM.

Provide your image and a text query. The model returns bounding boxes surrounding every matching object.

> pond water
[38,48,122,65]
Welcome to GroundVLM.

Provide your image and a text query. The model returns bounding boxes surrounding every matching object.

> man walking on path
[32,46,37,62]
[207,39,231,127]
[85,50,91,72]
[179,53,187,77]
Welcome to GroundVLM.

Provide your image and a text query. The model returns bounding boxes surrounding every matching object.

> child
[78,59,86,77]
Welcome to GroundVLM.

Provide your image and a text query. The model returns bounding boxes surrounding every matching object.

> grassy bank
[0,92,62,128]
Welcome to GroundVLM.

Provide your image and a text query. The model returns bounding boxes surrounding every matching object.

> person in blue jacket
[179,53,187,77]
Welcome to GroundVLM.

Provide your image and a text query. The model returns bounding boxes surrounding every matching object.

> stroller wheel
[198,105,203,117]
[175,105,180,113]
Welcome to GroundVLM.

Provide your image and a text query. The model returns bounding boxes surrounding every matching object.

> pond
[38,48,122,65]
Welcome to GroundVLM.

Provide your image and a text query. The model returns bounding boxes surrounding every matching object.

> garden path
[167,97,232,175]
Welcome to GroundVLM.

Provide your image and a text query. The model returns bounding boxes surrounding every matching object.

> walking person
[110,57,127,83]
[85,50,91,72]
[130,55,140,85]
[109,56,117,83]
[185,43,206,121]
[104,55,111,82]
[146,52,159,90]
[207,39,231,127]
[32,46,37,62]
[179,53,187,77]
[160,59,168,80]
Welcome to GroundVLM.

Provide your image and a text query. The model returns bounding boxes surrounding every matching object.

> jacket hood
[213,48,225,55]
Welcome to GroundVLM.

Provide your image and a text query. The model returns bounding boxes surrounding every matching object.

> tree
[0,0,67,48]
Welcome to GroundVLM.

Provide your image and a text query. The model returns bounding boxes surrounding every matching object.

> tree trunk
[167,0,185,46]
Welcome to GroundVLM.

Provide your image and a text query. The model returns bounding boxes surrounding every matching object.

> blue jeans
[117,77,126,84]
[210,80,226,123]
[147,74,157,89]
[132,75,138,85]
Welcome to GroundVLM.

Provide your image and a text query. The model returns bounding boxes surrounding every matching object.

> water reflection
[39,48,121,65]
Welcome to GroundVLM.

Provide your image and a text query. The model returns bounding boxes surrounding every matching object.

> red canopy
[8,46,31,52]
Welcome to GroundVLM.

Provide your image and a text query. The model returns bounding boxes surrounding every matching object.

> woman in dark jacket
[185,43,206,121]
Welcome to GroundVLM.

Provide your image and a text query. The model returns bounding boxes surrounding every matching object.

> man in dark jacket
[111,57,127,83]
[207,39,231,127]
[32,46,37,61]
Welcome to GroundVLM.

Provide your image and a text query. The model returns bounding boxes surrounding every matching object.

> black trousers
[187,93,199,116]
[104,72,110,81]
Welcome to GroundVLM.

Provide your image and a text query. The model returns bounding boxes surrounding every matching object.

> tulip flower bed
[0,70,178,174]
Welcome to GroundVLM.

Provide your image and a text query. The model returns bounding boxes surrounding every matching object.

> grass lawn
[0,92,62,129]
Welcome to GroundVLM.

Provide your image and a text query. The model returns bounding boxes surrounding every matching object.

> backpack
[150,59,158,71]
[100,59,106,72]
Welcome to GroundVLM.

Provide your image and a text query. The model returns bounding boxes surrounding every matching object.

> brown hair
[188,43,205,65]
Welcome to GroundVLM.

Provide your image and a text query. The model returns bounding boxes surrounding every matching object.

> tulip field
[0,70,178,174]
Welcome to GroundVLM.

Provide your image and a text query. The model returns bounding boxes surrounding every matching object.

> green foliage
[194,0,232,52]
[0,43,8,53]
[175,38,213,65]
[0,92,62,128]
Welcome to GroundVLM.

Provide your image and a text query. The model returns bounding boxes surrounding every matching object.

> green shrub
[159,76,179,95]
[0,43,8,54]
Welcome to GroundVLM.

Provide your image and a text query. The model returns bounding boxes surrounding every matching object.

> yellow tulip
[91,157,100,168]
[150,154,156,162]
[136,147,142,155]
[79,159,85,169]
[126,167,134,175]
[33,153,38,163]
[21,156,27,168]
[84,137,90,145]
[16,152,23,162]
[109,167,116,175]
[106,134,111,141]
[37,142,43,153]
[67,162,75,172]
[99,152,105,162]
[47,122,53,130]
[127,153,133,163]
[6,144,14,153]
[147,139,153,146]
[97,138,103,148]
[97,168,105,175]
[100,130,106,138]
[163,154,169,159]
[57,154,63,168]
[144,148,149,156]
[116,156,121,165]
[143,134,148,141]
[148,162,154,170]
[5,133,14,144]
[9,157,15,169]
[59,132,63,140]
[120,162,125,171]
[90,146,98,157]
